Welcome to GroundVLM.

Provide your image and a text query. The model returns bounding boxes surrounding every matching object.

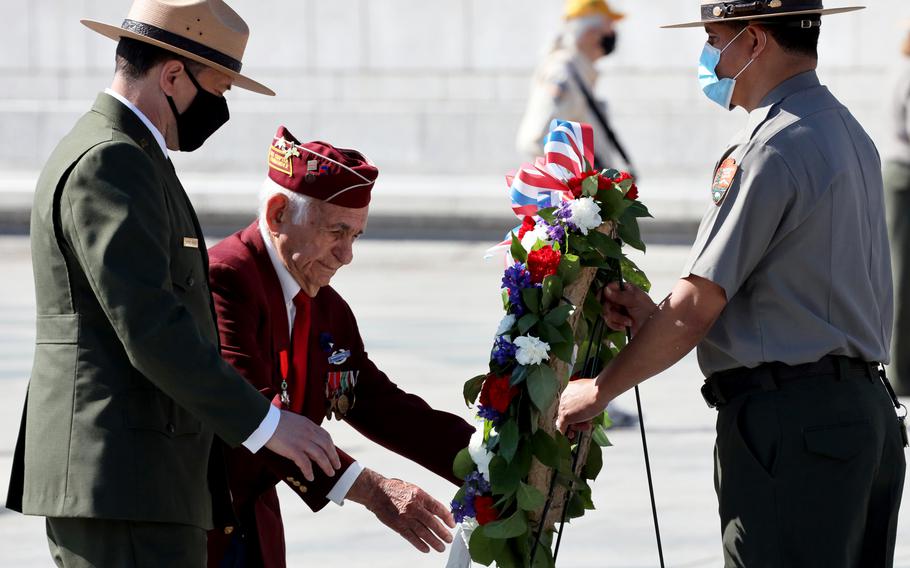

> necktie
[289,291,312,414]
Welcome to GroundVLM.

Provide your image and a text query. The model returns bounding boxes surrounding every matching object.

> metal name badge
[328,349,351,365]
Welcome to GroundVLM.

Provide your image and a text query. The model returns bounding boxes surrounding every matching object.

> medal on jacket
[279,350,290,408]
[326,370,358,420]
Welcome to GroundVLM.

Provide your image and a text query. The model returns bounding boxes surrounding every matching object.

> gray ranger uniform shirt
[682,70,893,377]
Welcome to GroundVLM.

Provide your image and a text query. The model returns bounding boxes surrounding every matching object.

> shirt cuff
[241,404,281,453]
[327,461,364,506]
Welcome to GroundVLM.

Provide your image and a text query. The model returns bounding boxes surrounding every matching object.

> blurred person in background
[884,21,910,397]
[516,0,635,175]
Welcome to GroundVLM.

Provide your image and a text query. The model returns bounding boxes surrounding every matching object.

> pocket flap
[35,314,79,344]
[803,419,871,461]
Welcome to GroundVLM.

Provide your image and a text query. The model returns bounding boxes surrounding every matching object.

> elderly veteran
[516,0,632,172]
[557,1,907,566]
[6,2,341,567]
[206,126,475,567]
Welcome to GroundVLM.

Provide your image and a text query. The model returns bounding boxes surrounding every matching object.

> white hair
[258,176,314,228]
[557,15,605,51]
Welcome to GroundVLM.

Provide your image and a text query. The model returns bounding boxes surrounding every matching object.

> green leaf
[601,168,620,180]
[541,275,563,310]
[483,510,529,539]
[582,174,599,197]
[551,340,574,364]
[544,304,573,327]
[527,365,559,411]
[558,253,581,286]
[625,200,652,218]
[538,321,563,346]
[592,424,613,448]
[517,482,546,511]
[469,525,503,566]
[463,374,486,406]
[489,456,521,495]
[537,207,557,224]
[521,288,541,314]
[583,442,604,480]
[620,256,652,293]
[531,429,559,467]
[453,447,475,480]
[518,313,539,335]
[583,292,603,321]
[510,365,529,386]
[618,216,646,252]
[498,420,520,463]
[510,233,527,263]
[587,231,623,260]
[567,234,592,254]
[501,289,510,311]
[597,185,632,221]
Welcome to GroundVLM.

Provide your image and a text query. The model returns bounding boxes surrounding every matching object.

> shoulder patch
[712,158,738,206]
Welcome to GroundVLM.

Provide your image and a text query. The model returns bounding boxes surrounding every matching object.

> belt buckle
[701,382,721,409]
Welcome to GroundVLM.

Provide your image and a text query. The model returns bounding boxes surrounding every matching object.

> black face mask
[600,32,618,57]
[165,67,230,152]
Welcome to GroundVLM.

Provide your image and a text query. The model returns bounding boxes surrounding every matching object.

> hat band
[120,19,243,73]
[701,1,823,21]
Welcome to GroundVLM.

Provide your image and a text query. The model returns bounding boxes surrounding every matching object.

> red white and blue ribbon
[489,120,596,258]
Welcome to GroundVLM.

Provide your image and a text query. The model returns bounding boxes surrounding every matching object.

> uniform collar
[258,220,302,308]
[103,88,169,159]
[736,70,821,144]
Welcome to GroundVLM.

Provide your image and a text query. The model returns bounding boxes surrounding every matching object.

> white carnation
[520,224,552,252]
[569,197,604,235]
[513,335,551,366]
[495,314,517,337]
[468,428,494,483]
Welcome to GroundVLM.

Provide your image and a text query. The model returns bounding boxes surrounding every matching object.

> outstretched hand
[348,469,456,553]
[264,410,341,482]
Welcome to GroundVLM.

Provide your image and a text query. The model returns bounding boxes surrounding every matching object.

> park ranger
[557,1,908,566]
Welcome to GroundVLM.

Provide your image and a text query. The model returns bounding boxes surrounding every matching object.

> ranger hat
[662,0,864,29]
[82,0,274,95]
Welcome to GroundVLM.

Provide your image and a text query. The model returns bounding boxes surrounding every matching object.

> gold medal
[336,394,350,417]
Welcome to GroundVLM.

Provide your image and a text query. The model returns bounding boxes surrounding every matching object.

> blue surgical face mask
[698,27,757,110]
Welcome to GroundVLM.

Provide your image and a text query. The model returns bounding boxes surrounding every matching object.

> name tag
[183,237,199,249]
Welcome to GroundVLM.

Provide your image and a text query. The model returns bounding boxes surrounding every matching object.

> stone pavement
[0,236,907,567]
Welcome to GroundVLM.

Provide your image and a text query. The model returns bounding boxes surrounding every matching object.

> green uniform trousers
[714,368,906,567]
[885,159,910,397]
[46,517,206,568]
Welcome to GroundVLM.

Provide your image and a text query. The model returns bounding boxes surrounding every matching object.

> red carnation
[566,170,597,198]
[479,374,519,413]
[613,171,638,200]
[517,216,536,240]
[527,245,561,284]
[474,495,498,525]
[625,184,639,201]
[613,171,633,183]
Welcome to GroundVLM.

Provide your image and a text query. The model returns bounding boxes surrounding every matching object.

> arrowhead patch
[712,158,739,206]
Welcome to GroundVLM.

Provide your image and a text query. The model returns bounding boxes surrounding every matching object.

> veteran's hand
[265,410,341,482]
[556,378,609,433]
[602,282,656,336]
[348,469,455,553]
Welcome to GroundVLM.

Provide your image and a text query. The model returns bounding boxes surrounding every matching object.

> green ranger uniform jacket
[6,93,271,529]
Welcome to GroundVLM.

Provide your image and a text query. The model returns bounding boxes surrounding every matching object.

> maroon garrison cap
[266,126,378,208]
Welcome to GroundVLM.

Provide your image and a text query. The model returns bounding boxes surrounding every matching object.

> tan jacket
[516,48,621,169]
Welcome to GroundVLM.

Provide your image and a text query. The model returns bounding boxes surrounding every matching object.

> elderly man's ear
[265,194,291,234]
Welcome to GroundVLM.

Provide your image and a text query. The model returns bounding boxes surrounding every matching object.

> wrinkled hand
[349,469,455,553]
[602,282,656,336]
[264,410,341,482]
[556,378,608,433]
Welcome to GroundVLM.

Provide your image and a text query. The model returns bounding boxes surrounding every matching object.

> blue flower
[502,263,533,316]
[451,496,476,524]
[555,201,579,232]
[465,470,491,494]
[491,336,517,367]
[477,405,501,423]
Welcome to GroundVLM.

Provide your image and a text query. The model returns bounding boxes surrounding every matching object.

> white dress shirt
[259,222,364,505]
[104,90,284,454]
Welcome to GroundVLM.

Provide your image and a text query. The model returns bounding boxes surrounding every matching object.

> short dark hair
[115,37,205,80]
[727,16,821,59]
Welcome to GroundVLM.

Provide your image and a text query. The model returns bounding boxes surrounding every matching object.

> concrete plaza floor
[0,236,907,567]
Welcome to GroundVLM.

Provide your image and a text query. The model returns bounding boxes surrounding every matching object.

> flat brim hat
[565,0,625,21]
[82,0,274,96]
[662,1,865,29]
[267,126,378,209]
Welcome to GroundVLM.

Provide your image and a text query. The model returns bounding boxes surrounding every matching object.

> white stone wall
[0,0,906,181]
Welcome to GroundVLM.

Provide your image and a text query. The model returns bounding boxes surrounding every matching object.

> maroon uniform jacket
[205,222,474,567]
